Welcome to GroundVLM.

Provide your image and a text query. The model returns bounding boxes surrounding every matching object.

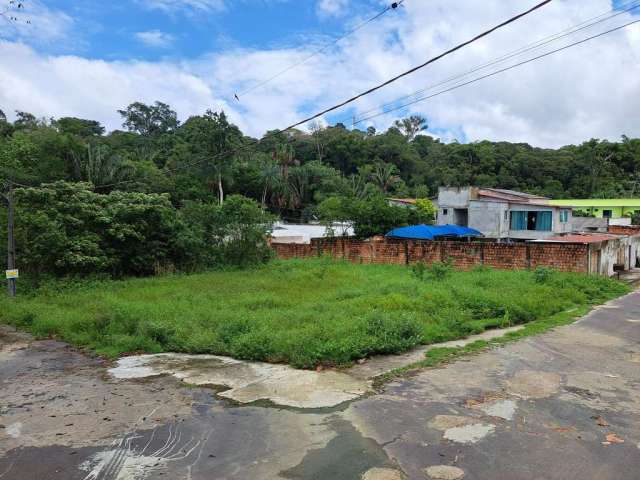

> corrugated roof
[477,188,551,206]
[544,233,622,244]
[485,188,547,199]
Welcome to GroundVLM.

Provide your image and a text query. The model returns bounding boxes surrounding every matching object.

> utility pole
[4,183,16,297]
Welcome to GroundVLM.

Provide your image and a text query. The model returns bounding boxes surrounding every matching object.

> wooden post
[6,184,16,297]
[404,240,409,265]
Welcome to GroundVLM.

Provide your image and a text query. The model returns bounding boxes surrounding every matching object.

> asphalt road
[1,291,639,480]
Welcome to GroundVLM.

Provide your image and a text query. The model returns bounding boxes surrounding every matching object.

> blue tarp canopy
[386,224,483,240]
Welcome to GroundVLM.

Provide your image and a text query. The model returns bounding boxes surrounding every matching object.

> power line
[235,0,405,100]
[280,0,553,131]
[96,0,628,192]
[353,18,640,125]
[347,0,640,123]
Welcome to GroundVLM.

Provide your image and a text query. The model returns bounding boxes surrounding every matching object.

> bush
[411,261,427,280]
[534,266,554,284]
[8,182,274,279]
[318,193,411,239]
[428,261,453,280]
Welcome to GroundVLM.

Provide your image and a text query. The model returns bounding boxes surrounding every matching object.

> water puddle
[280,418,393,480]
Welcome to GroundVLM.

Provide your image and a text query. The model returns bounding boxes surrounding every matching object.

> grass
[0,259,629,369]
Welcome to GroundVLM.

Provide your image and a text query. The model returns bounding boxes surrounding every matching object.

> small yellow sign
[5,269,19,279]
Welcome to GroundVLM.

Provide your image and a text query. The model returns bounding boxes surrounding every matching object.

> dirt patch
[506,370,561,399]
[428,415,479,431]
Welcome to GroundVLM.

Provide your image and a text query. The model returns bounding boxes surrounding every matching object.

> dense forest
[2,103,640,214]
[1,102,639,278]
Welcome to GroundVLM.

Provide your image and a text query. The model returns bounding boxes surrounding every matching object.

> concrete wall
[271,222,353,244]
[468,201,509,238]
[438,187,474,208]
[573,217,609,232]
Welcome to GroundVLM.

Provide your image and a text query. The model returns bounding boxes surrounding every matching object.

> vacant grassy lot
[0,259,629,368]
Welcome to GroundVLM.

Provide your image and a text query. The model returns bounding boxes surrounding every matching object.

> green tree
[179,110,242,205]
[118,101,179,137]
[393,115,428,141]
[414,198,437,224]
[55,117,105,137]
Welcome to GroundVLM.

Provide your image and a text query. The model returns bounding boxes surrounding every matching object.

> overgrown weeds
[0,259,629,368]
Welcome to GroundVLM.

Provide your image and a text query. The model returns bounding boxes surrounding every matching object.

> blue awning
[386,224,483,240]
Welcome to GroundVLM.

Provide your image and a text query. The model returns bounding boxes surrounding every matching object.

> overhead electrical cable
[280,0,553,131]
[346,0,640,123]
[353,18,640,125]
[234,0,405,100]
[95,0,640,191]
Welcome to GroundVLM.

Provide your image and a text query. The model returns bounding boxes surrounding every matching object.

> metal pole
[7,184,16,297]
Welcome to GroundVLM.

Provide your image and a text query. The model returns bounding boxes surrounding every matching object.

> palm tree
[259,160,281,210]
[370,162,401,194]
[71,144,133,189]
[393,115,428,141]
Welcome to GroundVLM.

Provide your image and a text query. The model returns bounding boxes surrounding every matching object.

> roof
[386,224,483,240]
[476,188,552,206]
[549,199,640,208]
[543,233,622,244]
[483,188,547,200]
[388,198,417,205]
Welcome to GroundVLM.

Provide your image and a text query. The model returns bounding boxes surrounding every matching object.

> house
[437,187,573,240]
[537,232,640,276]
[548,198,640,220]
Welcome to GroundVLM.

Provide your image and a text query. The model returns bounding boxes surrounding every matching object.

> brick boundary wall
[271,237,590,273]
[608,225,640,236]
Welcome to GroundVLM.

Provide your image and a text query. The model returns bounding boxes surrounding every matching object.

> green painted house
[548,199,640,219]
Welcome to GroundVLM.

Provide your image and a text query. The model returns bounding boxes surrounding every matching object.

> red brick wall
[271,238,590,273]
[608,225,640,236]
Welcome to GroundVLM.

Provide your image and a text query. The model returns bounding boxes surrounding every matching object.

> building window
[603,210,613,219]
[510,211,553,231]
[442,209,448,215]
[560,210,569,223]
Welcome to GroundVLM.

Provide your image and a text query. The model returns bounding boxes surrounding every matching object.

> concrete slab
[109,353,371,409]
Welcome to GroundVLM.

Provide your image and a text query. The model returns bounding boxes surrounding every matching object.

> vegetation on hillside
[0,260,628,368]
[2,103,639,278]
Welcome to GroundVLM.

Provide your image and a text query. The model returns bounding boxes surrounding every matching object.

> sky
[0,0,639,147]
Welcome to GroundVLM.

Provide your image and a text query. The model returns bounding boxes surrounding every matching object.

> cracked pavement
[1,290,639,479]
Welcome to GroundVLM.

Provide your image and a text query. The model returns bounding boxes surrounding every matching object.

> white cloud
[317,0,350,18]
[139,0,226,14]
[0,41,224,132]
[135,30,175,48]
[1,0,639,147]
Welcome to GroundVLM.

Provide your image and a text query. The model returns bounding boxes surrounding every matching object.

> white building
[270,222,353,244]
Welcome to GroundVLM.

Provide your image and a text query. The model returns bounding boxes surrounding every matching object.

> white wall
[271,222,353,244]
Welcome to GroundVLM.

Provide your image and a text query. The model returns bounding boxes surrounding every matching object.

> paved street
[1,290,639,480]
